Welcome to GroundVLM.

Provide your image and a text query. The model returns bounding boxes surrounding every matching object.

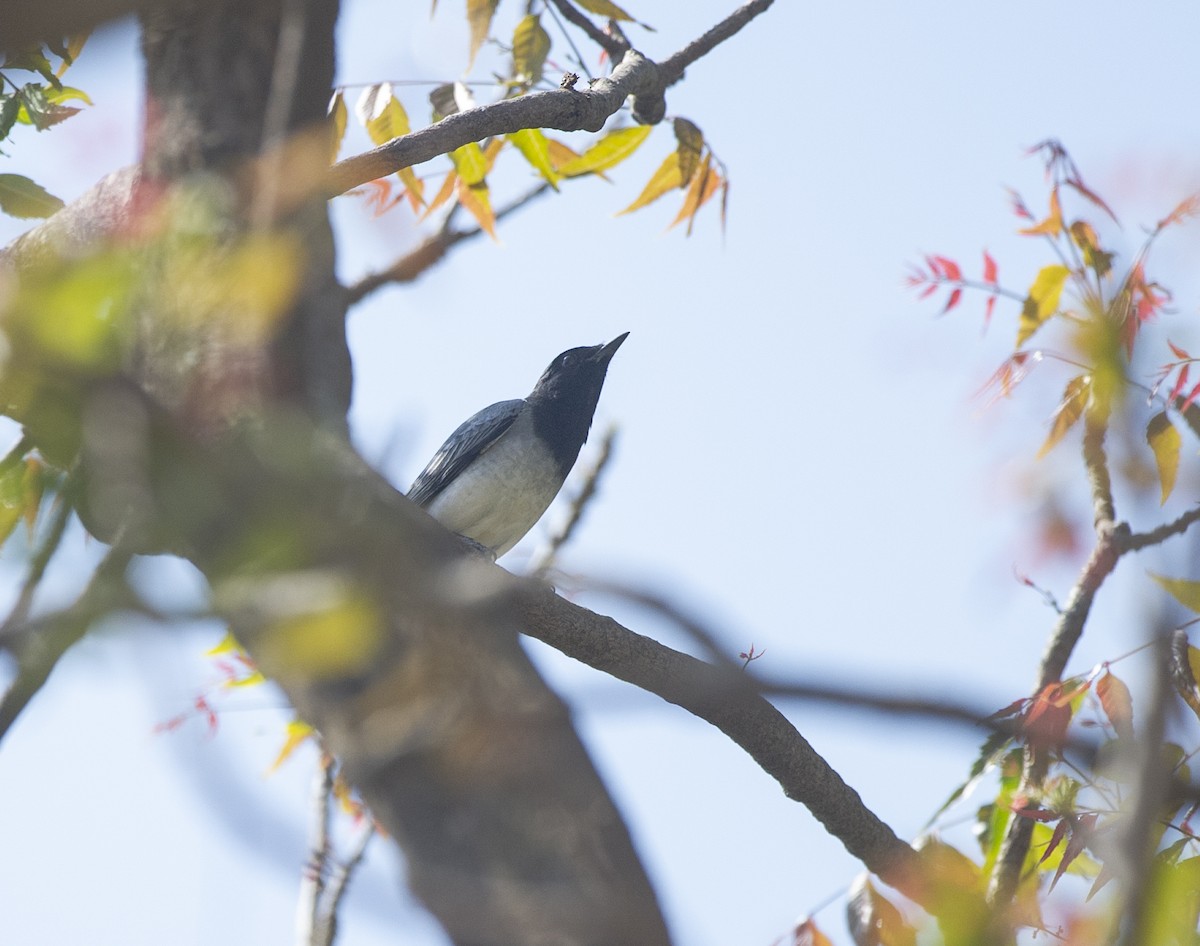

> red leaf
[988,696,1029,720]
[1169,365,1190,404]
[983,249,998,285]
[1022,682,1074,751]
[918,282,938,300]
[1008,188,1034,221]
[942,287,963,314]
[1183,381,1200,412]
[984,294,997,329]
[1097,671,1134,740]
[1052,812,1098,891]
[1012,805,1058,822]
[1157,193,1200,231]
[1169,340,1192,360]
[1065,176,1119,224]
[930,254,962,281]
[1038,817,1069,865]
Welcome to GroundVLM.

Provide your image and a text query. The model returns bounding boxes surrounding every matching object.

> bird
[408,333,629,557]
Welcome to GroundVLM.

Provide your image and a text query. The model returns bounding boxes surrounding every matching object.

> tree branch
[345,183,551,306]
[515,581,920,888]
[544,0,629,62]
[326,0,775,197]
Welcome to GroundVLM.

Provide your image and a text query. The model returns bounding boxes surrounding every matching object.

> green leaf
[0,95,21,141]
[449,142,488,187]
[43,85,92,107]
[556,125,652,177]
[0,173,64,218]
[1037,374,1090,458]
[1017,264,1071,347]
[17,83,80,130]
[1146,411,1181,504]
[507,129,559,190]
[466,0,499,68]
[1151,573,1200,613]
[511,14,551,86]
[673,117,704,184]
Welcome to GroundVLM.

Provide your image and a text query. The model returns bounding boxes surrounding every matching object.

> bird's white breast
[424,411,565,556]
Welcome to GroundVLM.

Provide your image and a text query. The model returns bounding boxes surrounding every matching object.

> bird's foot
[455,533,497,562]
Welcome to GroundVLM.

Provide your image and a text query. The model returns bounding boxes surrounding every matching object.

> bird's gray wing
[407,399,525,508]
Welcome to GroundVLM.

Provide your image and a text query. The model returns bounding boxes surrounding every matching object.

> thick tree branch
[515,583,919,887]
[326,0,774,197]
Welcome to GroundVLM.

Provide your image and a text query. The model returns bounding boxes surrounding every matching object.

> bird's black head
[527,332,628,474]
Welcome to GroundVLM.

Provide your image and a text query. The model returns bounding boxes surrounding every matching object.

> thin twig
[0,540,134,742]
[1124,505,1200,552]
[659,0,774,84]
[296,751,336,946]
[0,476,77,648]
[542,0,598,80]
[544,0,628,62]
[313,822,376,946]
[345,183,551,305]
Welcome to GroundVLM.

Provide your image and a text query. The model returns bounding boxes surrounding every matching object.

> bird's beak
[596,331,630,364]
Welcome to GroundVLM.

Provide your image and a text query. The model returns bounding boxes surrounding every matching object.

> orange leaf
[668,153,721,234]
[455,178,497,240]
[617,152,682,215]
[792,918,834,946]
[1019,187,1063,237]
[1037,374,1090,458]
[1097,670,1134,740]
[421,170,458,219]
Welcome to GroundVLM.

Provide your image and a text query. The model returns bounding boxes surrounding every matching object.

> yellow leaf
[482,136,504,173]
[1146,412,1181,504]
[511,14,550,85]
[421,170,458,219]
[449,141,488,186]
[355,83,412,146]
[1017,264,1071,347]
[673,117,704,185]
[267,719,315,774]
[574,0,635,20]
[205,630,244,656]
[1037,374,1090,458]
[617,152,682,215]
[1020,187,1063,237]
[328,91,347,162]
[507,128,560,190]
[466,0,499,67]
[1151,573,1200,613]
[456,178,497,240]
[556,125,652,177]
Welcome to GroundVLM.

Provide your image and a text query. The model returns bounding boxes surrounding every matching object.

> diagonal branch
[326,0,775,197]
[515,581,920,887]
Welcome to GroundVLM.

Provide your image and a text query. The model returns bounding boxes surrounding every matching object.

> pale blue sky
[2,2,1200,944]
